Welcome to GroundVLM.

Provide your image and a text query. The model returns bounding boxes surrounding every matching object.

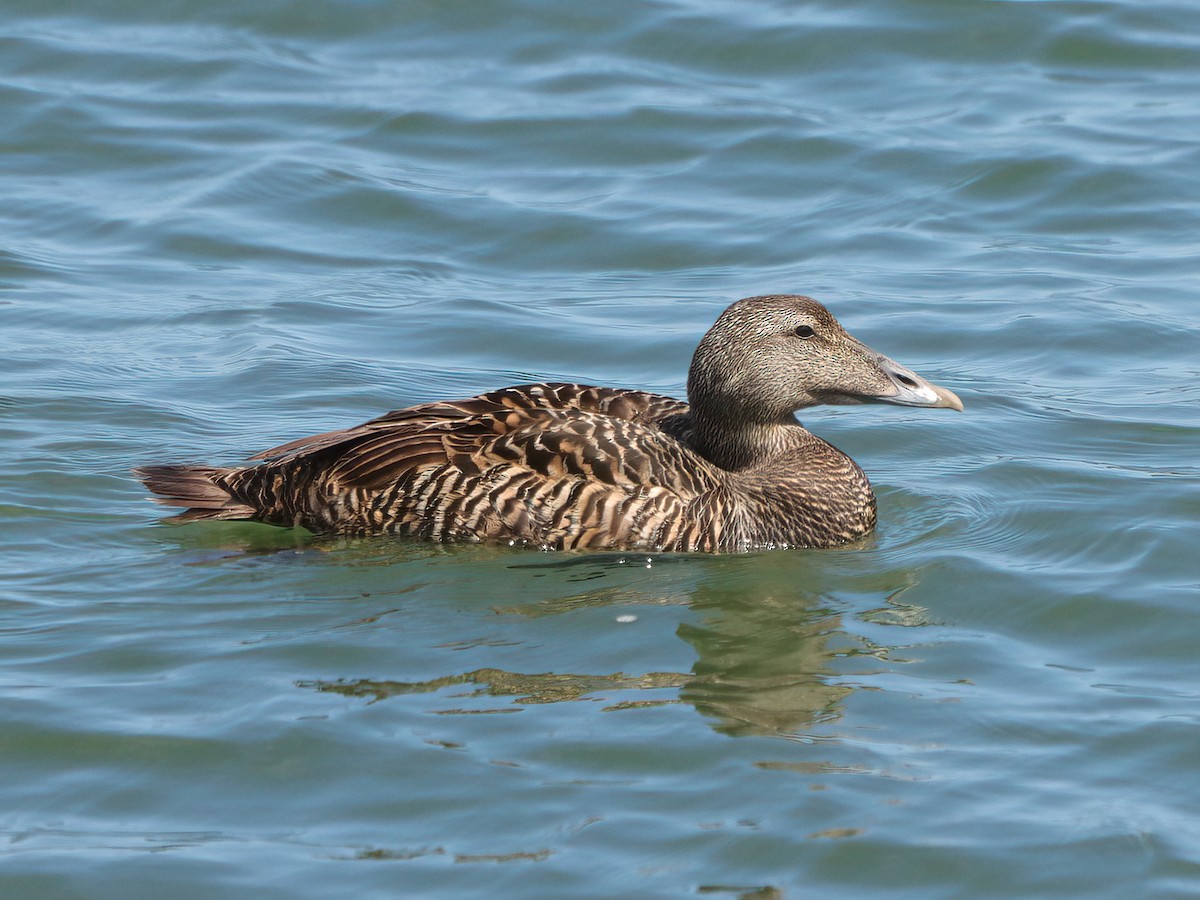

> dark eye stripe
[794,324,815,338]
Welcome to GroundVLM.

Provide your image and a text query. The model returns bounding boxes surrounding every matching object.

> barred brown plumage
[135,295,963,551]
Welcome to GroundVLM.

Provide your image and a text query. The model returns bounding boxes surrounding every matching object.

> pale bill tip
[931,383,964,412]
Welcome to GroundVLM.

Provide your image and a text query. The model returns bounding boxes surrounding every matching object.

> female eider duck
[137,295,962,552]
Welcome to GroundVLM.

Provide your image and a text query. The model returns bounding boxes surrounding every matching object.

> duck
[136,294,962,552]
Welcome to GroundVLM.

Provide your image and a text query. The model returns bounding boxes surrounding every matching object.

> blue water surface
[2,0,1199,897]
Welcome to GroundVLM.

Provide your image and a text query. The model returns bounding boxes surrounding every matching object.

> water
[3,0,1199,896]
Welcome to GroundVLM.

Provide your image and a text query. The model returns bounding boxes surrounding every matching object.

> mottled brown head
[687,294,962,437]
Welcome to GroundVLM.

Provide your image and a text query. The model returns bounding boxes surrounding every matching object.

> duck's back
[139,383,739,551]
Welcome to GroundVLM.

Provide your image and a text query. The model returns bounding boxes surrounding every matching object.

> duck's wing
[373,383,689,425]
[248,383,689,464]
[247,387,707,495]
[224,384,729,549]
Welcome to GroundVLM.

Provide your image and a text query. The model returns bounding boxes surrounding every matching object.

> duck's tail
[134,464,257,522]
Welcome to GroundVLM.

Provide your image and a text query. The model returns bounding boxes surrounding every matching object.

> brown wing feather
[249,383,687,463]
[265,402,706,495]
[216,383,731,549]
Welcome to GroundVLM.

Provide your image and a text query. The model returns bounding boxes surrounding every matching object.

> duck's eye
[794,324,816,339]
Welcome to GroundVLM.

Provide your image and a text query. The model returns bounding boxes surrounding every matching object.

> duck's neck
[690,414,809,472]
[685,354,818,471]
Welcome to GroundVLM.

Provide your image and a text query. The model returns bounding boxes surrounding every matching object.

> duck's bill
[858,353,965,411]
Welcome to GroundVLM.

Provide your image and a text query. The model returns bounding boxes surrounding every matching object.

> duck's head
[687,294,963,425]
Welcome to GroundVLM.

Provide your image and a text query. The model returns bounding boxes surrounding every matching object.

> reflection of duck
[300,553,885,738]
[137,295,961,551]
